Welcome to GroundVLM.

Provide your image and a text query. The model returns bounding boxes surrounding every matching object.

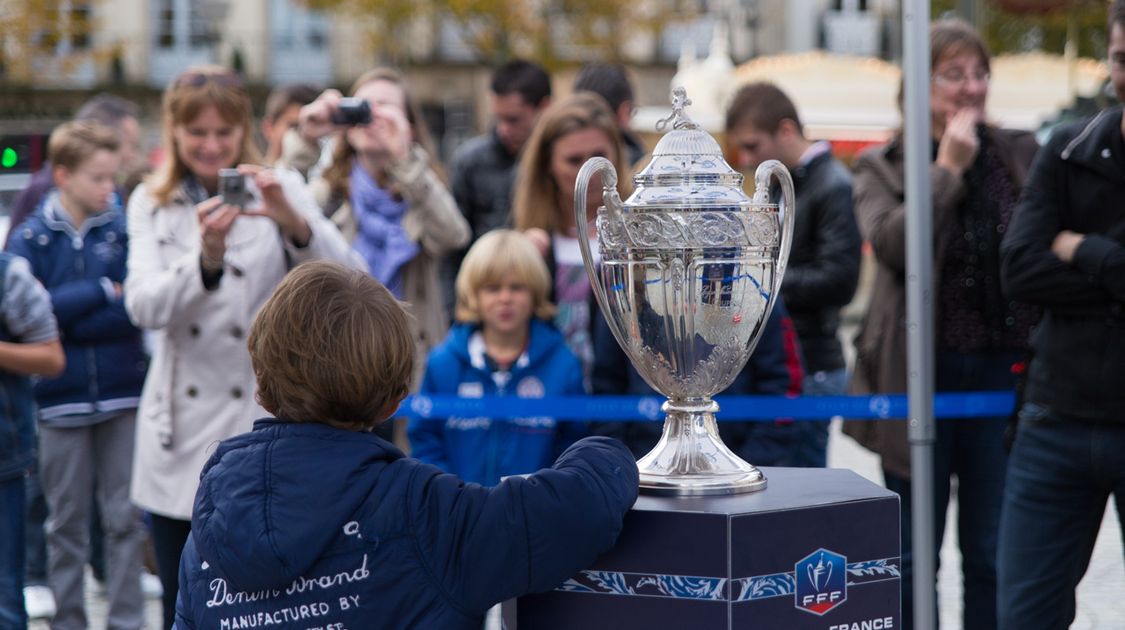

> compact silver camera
[218,168,249,208]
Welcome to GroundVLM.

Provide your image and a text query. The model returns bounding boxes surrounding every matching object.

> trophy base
[639,470,767,496]
[636,399,768,497]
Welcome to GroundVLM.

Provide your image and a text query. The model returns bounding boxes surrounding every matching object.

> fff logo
[794,548,847,616]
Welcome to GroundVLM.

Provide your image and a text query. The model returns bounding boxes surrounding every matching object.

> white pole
[902,1,937,629]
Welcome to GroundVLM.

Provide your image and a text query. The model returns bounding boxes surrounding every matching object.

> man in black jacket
[443,60,552,313]
[724,82,862,466]
[996,3,1125,628]
[573,62,646,167]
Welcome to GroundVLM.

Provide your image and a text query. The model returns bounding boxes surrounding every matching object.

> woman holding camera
[124,64,358,628]
[288,68,470,385]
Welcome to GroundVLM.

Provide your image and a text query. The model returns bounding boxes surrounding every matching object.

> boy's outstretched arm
[409,435,639,615]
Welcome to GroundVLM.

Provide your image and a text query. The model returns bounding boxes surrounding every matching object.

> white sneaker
[141,571,163,599]
[23,584,57,619]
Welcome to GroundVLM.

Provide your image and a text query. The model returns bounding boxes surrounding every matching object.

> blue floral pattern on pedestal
[555,557,899,602]
[558,571,726,600]
[635,575,727,600]
[733,573,796,602]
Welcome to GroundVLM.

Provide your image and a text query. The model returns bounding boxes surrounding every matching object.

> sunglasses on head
[174,71,244,90]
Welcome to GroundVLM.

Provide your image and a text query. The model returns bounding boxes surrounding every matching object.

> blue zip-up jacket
[175,420,639,630]
[408,318,587,486]
[6,194,146,421]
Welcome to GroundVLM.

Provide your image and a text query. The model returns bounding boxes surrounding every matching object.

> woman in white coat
[124,65,359,629]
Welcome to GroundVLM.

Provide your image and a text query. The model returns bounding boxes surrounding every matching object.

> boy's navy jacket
[408,318,587,486]
[175,420,639,630]
[7,196,146,420]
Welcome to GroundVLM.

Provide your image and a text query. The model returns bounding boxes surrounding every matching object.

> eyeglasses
[174,71,244,90]
[933,69,990,87]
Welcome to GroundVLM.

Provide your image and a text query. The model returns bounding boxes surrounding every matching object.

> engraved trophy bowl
[575,87,795,496]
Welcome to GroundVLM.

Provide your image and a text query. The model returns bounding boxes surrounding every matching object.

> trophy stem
[636,399,767,496]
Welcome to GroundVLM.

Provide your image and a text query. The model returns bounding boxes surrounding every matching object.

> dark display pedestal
[504,467,900,629]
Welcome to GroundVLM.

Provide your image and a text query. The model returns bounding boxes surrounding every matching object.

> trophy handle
[574,157,628,351]
[752,159,796,309]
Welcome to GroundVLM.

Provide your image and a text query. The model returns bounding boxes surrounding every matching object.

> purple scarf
[349,163,419,297]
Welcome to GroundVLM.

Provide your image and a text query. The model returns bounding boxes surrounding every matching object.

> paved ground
[30,422,1123,629]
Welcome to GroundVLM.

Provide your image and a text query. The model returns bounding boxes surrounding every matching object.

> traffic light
[0,134,48,174]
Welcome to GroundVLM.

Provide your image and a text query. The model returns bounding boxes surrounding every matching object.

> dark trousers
[0,475,27,628]
[149,513,191,630]
[24,471,47,585]
[997,405,1125,629]
[886,350,1019,630]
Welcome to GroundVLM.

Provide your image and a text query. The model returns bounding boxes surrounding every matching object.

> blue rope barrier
[401,391,1016,422]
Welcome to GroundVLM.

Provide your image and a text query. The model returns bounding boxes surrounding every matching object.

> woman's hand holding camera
[197,166,312,260]
[298,89,344,143]
[196,197,237,270]
[239,165,312,247]
[369,106,412,163]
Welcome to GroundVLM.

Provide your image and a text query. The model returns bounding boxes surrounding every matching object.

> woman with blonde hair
[288,67,470,384]
[512,91,632,375]
[124,64,358,628]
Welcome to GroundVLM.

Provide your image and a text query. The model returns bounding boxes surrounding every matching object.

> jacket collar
[449,319,561,371]
[792,143,833,179]
[467,329,531,372]
[489,127,518,162]
[42,191,118,241]
[249,417,403,459]
[1060,107,1125,181]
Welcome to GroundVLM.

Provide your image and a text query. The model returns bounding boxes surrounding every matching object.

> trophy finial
[656,86,700,132]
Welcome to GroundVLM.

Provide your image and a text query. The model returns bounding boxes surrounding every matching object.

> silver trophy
[575,87,794,496]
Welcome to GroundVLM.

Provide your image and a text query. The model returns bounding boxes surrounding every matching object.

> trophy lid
[630,87,746,204]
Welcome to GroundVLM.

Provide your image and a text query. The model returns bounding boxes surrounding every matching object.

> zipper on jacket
[73,235,101,407]
[485,378,507,485]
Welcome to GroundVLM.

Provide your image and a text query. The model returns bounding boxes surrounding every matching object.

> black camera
[331,98,373,126]
[218,169,249,208]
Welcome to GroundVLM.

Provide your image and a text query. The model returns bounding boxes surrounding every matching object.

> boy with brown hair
[174,261,638,630]
[8,120,149,629]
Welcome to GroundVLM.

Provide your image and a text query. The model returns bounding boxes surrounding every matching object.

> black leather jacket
[781,149,863,374]
[1001,108,1125,422]
[448,129,518,242]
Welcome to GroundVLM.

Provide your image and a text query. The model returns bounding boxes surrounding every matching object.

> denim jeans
[0,474,28,629]
[886,350,1018,630]
[997,404,1125,629]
